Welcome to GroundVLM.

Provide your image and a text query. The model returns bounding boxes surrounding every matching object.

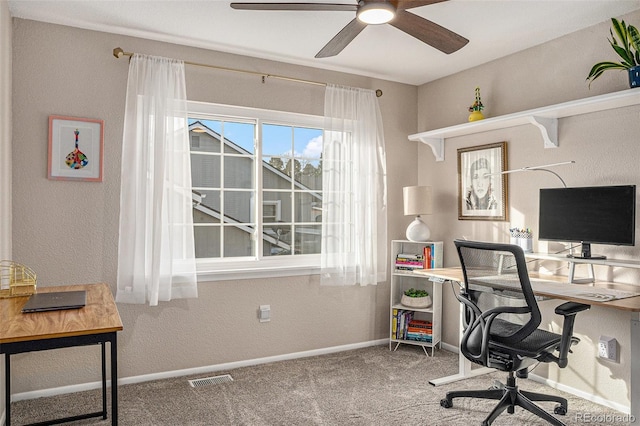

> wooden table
[415,267,640,418]
[0,283,123,425]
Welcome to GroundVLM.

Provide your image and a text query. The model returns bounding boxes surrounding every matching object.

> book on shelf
[407,319,432,331]
[392,308,398,338]
[406,326,432,334]
[406,332,433,342]
[396,252,423,260]
[394,242,443,270]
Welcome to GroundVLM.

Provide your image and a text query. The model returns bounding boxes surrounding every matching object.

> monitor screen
[538,185,636,259]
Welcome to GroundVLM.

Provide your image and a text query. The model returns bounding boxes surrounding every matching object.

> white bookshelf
[389,240,444,356]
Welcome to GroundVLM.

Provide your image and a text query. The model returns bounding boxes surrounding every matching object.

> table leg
[5,354,10,426]
[101,342,107,419]
[631,315,640,420]
[429,292,492,386]
[110,334,118,426]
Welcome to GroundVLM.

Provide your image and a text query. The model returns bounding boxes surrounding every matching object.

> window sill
[198,266,320,282]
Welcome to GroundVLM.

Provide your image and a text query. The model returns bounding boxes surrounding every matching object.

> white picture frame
[48,115,104,182]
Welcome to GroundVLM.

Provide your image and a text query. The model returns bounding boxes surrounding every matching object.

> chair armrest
[554,302,591,368]
[555,302,591,316]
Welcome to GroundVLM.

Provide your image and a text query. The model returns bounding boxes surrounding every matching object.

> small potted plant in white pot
[587,17,640,89]
[401,288,432,309]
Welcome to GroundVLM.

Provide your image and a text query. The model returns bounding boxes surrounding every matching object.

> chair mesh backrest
[455,239,542,344]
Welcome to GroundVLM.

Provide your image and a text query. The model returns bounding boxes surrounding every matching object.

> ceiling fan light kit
[357,2,395,25]
[230,0,468,58]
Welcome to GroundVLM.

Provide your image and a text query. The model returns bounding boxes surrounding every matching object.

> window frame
[188,101,324,281]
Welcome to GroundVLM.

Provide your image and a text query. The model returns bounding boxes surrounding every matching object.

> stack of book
[392,309,433,343]
[405,319,433,342]
[395,253,425,271]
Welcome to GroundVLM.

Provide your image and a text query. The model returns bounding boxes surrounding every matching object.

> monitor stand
[568,263,595,284]
[566,242,606,260]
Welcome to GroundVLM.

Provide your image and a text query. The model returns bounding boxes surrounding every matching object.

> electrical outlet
[598,336,617,361]
[259,305,271,323]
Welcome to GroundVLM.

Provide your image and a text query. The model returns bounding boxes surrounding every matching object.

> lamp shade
[403,186,433,216]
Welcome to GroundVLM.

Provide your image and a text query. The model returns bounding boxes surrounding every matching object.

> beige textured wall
[417,10,640,409]
[1,0,11,418]
[10,19,418,394]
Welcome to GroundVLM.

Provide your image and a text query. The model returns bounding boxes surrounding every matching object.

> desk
[414,267,640,417]
[0,283,123,426]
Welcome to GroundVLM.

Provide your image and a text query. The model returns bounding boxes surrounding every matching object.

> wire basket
[0,260,37,298]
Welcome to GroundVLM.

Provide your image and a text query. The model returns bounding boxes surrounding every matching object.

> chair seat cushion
[489,318,562,358]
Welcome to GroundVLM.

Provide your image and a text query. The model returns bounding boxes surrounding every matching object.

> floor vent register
[188,374,234,388]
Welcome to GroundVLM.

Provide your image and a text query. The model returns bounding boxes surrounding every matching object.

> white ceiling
[7,0,640,85]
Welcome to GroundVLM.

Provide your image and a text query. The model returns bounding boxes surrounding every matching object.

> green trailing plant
[404,288,429,298]
[587,17,640,87]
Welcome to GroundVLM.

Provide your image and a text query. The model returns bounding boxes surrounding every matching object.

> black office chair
[440,240,590,426]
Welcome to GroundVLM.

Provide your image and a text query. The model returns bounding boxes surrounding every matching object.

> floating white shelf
[409,88,640,161]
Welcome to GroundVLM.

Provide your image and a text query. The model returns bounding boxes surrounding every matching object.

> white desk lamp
[487,161,575,188]
[403,186,433,242]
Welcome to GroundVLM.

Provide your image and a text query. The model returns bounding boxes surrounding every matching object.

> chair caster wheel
[554,405,567,416]
[440,399,453,408]
[481,422,489,426]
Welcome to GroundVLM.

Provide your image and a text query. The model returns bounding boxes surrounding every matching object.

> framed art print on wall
[458,141,508,221]
[48,115,104,182]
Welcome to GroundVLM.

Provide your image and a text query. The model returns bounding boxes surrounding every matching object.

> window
[188,101,324,278]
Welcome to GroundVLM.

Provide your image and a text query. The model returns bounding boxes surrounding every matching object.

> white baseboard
[10,339,388,403]
[440,341,459,353]
[529,372,630,414]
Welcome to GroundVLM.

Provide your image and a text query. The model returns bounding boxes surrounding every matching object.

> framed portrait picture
[48,115,104,182]
[458,142,508,221]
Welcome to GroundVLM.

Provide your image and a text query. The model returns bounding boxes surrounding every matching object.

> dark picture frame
[458,142,508,221]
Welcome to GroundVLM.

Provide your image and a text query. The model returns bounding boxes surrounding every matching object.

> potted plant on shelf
[401,288,432,308]
[468,86,485,121]
[587,17,640,89]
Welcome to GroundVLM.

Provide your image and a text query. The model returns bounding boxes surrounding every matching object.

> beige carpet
[10,345,629,425]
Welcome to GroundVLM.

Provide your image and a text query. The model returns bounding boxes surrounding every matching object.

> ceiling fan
[230,0,469,58]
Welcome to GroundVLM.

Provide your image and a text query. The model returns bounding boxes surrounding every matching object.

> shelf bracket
[415,137,444,162]
[528,116,558,148]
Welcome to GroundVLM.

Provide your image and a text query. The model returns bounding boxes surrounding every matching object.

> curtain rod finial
[376,89,383,97]
[113,47,124,59]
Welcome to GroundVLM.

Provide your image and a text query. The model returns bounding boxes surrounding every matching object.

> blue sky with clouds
[189,118,322,161]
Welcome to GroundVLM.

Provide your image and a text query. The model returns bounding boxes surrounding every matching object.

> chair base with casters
[441,370,568,426]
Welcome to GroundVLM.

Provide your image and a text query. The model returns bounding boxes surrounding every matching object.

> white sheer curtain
[116,54,197,305]
[321,84,387,286]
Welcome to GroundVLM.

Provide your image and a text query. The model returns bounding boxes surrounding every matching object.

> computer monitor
[538,185,636,259]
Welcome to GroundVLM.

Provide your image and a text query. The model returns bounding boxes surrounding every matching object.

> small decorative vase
[629,66,640,88]
[468,110,484,122]
[401,294,432,309]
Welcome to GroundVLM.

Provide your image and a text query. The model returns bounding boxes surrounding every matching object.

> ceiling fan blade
[391,0,447,11]
[230,2,357,12]
[315,18,367,58]
[389,10,468,54]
